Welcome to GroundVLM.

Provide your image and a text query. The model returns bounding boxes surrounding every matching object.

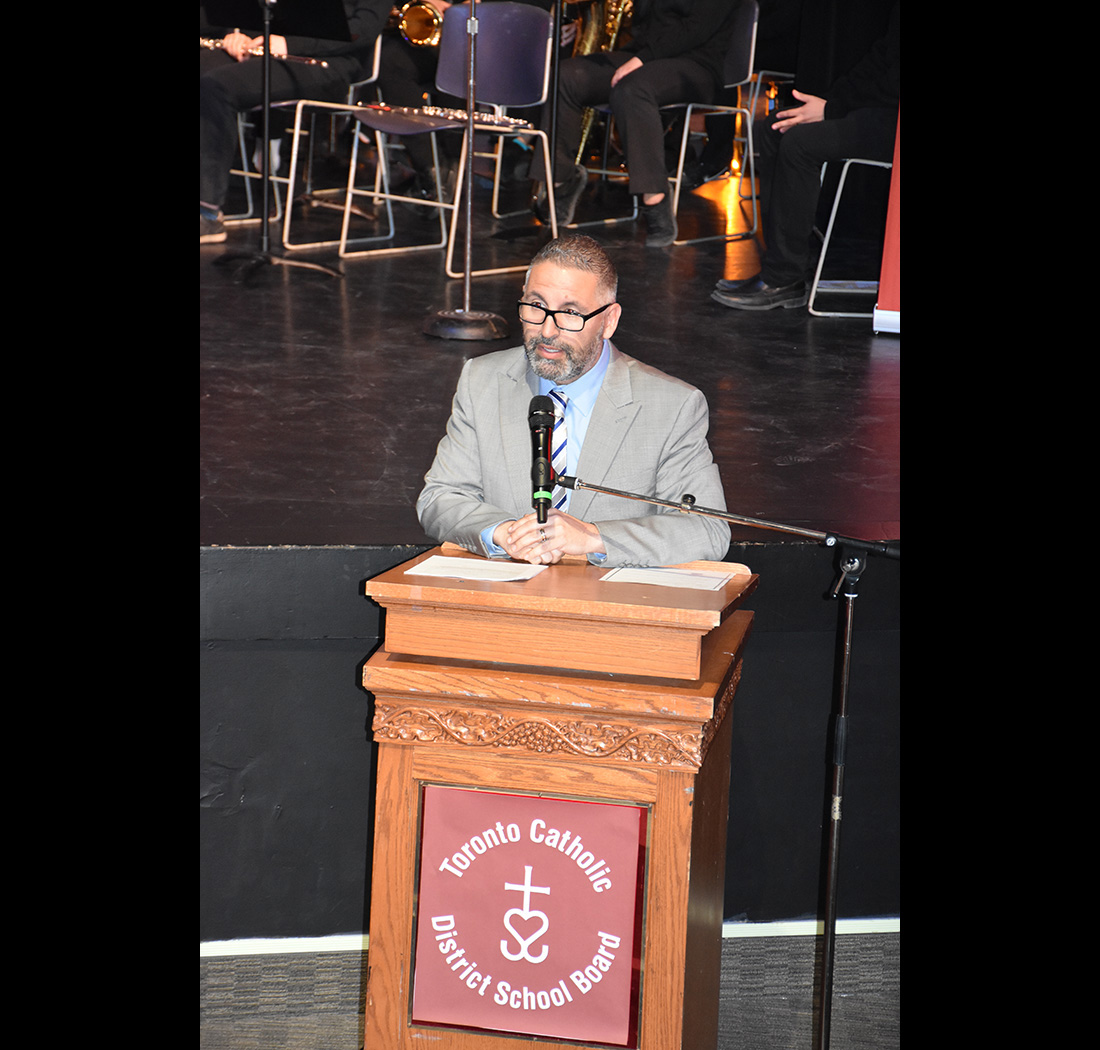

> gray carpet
[200,932,898,1049]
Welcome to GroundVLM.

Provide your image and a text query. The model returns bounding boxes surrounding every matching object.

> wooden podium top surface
[367,546,757,630]
[366,547,758,679]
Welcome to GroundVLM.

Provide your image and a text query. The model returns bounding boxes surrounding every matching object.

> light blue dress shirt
[481,341,611,557]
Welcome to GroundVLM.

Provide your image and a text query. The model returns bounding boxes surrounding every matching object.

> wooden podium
[361,546,758,1050]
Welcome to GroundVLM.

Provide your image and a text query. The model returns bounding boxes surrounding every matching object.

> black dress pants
[532,52,718,197]
[200,49,358,210]
[755,106,897,286]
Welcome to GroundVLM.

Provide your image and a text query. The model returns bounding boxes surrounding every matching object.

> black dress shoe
[683,160,732,191]
[642,194,677,247]
[533,163,588,226]
[711,278,808,311]
[200,212,226,244]
[403,161,455,220]
[714,273,761,294]
[680,161,706,192]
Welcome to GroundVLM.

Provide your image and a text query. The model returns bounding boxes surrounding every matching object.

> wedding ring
[539,528,547,542]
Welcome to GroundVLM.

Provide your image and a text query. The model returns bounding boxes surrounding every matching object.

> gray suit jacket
[416,344,731,567]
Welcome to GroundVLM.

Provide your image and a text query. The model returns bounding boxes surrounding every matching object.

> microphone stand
[549,1,562,177]
[217,0,343,282]
[556,474,898,1050]
[424,0,509,340]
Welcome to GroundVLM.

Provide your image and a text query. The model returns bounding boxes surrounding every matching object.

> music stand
[424,0,509,340]
[205,0,348,281]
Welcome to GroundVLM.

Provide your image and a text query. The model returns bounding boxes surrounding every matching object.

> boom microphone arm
[553,475,900,560]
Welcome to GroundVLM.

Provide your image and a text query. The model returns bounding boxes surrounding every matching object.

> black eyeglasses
[517,300,613,332]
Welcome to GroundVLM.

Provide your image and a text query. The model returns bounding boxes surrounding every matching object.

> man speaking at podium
[417,235,730,568]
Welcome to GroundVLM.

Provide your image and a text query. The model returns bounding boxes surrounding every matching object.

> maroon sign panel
[411,785,648,1046]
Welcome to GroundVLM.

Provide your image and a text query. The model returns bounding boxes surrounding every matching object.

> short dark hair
[527,234,618,301]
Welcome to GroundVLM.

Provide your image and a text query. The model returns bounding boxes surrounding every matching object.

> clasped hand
[772,90,826,132]
[223,31,289,61]
[494,510,605,565]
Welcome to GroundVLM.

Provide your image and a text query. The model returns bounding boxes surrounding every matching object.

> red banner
[411,785,648,1046]
[875,109,901,332]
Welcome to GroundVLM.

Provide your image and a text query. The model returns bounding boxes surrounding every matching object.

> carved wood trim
[372,660,741,769]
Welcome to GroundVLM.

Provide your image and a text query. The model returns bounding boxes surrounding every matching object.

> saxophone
[388,2,444,48]
[573,0,633,165]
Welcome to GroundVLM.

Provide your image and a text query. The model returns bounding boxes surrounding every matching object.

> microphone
[528,395,555,524]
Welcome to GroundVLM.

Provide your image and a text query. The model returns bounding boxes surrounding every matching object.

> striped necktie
[549,388,569,510]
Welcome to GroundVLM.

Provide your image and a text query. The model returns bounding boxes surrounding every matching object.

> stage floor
[200,162,899,550]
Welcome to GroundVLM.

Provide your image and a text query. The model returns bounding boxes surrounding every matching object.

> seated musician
[200,0,392,243]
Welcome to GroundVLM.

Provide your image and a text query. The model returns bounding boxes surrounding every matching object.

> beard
[523,327,604,385]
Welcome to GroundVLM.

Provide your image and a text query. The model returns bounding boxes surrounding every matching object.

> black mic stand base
[423,309,509,341]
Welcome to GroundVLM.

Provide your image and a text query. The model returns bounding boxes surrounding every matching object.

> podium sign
[411,786,647,1045]
[362,548,757,1050]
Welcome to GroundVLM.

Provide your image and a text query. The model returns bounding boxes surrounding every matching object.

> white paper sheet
[599,567,734,590]
[405,555,548,582]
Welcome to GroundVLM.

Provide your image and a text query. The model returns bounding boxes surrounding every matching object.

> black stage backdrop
[200,541,898,941]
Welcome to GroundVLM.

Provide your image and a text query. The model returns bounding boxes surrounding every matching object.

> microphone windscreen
[528,395,554,428]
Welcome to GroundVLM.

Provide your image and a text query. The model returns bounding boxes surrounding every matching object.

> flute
[200,37,329,68]
[360,103,533,130]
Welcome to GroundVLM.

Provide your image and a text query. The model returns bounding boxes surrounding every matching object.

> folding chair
[279,36,384,252]
[335,3,558,277]
[664,0,759,245]
[224,36,383,234]
[808,157,894,317]
[223,108,286,225]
